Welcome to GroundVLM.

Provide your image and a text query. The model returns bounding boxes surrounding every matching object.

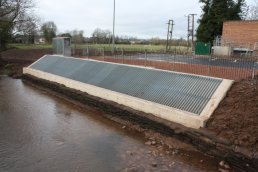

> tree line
[1,0,258,51]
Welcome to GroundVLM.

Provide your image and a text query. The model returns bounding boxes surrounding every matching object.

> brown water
[0,77,224,172]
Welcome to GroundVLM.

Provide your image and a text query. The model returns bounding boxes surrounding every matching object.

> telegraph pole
[112,0,116,55]
[187,14,197,52]
[166,19,175,52]
[187,15,190,47]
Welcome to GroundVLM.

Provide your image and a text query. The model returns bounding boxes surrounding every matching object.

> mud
[22,74,258,171]
[207,78,258,152]
[0,49,51,78]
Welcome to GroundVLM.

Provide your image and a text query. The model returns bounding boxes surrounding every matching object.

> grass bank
[9,43,189,52]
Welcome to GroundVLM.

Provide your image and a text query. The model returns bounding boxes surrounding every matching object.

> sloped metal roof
[30,55,223,115]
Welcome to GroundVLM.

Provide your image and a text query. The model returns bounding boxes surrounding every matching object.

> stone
[151,141,156,145]
[151,162,158,167]
[219,161,225,167]
[145,141,152,146]
[219,161,230,169]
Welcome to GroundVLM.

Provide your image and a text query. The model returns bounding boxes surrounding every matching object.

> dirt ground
[0,48,52,77]
[206,79,258,152]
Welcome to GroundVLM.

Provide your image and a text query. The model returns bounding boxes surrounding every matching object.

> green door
[195,42,211,55]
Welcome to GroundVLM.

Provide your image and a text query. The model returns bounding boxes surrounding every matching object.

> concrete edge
[23,67,207,129]
[28,55,49,68]
[199,79,234,127]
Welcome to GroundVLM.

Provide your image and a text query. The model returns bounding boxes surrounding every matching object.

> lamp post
[112,0,116,55]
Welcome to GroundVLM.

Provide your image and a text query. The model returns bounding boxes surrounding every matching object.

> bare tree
[92,28,112,44]
[71,30,84,44]
[0,0,38,50]
[41,21,57,44]
[246,0,258,20]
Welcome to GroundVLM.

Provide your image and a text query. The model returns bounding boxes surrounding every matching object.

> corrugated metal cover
[30,55,223,115]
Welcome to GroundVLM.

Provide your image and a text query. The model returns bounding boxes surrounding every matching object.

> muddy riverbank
[1,76,223,172]
[22,74,258,171]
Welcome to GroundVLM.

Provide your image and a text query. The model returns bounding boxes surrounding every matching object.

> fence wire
[73,47,258,82]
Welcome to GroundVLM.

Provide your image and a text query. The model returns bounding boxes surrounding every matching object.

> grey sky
[37,0,254,39]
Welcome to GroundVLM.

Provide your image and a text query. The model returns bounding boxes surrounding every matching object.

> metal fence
[72,47,258,82]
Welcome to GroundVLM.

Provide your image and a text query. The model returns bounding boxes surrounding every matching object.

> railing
[73,47,258,83]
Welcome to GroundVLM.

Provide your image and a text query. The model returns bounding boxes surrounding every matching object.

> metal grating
[30,55,223,115]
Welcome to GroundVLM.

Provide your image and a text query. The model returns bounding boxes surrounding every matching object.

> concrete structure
[23,55,233,129]
[212,46,232,56]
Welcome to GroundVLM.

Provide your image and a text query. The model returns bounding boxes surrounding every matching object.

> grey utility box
[53,37,71,56]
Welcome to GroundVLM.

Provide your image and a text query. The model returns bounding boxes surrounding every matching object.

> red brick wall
[222,20,258,49]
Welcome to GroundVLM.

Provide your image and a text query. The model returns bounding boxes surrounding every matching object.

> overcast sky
[36,0,254,39]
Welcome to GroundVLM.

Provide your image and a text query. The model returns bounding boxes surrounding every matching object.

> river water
[0,77,224,172]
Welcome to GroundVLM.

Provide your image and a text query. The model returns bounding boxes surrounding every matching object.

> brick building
[222,20,258,50]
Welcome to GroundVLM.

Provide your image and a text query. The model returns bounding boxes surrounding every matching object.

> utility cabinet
[195,42,211,55]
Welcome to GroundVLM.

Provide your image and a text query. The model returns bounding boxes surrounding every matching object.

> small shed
[53,37,71,56]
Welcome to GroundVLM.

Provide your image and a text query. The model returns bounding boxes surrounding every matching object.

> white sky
[36,0,255,39]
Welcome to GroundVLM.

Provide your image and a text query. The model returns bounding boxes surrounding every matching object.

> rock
[151,141,156,145]
[151,151,157,157]
[219,161,225,167]
[219,161,230,169]
[172,149,179,155]
[169,162,175,167]
[122,126,126,129]
[151,162,157,167]
[145,141,152,145]
[224,164,230,169]
[200,159,203,163]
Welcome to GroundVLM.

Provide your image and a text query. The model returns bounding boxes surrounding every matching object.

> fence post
[173,50,176,71]
[87,46,89,59]
[103,47,105,61]
[145,49,147,67]
[208,55,211,76]
[252,57,256,80]
[122,48,124,64]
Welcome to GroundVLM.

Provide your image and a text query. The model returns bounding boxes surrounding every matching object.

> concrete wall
[212,46,232,56]
[222,20,258,49]
[23,66,233,129]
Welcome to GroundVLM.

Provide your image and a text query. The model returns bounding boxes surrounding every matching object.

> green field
[9,43,189,53]
[9,44,53,49]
